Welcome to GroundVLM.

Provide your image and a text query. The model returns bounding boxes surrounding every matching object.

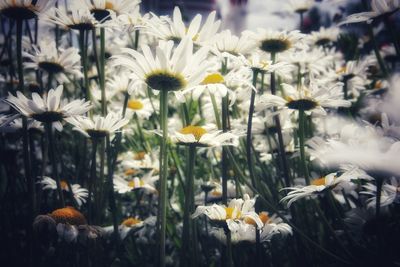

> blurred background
[141,0,353,34]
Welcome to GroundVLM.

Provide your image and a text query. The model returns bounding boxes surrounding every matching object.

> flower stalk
[298,109,310,184]
[46,123,65,207]
[158,89,169,267]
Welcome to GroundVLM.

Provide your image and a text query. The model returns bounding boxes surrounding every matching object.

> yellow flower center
[128,179,145,188]
[127,99,144,110]
[210,190,222,197]
[245,212,270,226]
[122,217,142,227]
[201,73,224,85]
[60,180,68,190]
[180,125,207,141]
[337,66,347,74]
[225,207,241,220]
[124,168,138,176]
[105,1,114,9]
[134,151,146,160]
[311,177,326,186]
[50,206,87,225]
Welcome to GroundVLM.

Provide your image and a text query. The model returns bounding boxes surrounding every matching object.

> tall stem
[375,178,383,219]
[298,109,310,184]
[246,69,258,188]
[210,93,222,129]
[367,25,388,78]
[88,138,97,223]
[270,58,291,187]
[106,135,119,245]
[79,29,91,102]
[159,90,169,267]
[100,28,107,115]
[46,123,65,207]
[180,145,196,267]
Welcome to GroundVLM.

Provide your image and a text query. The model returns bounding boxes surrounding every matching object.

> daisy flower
[145,7,220,45]
[308,27,340,47]
[43,6,98,31]
[112,37,210,95]
[339,0,400,25]
[23,38,82,83]
[171,124,239,147]
[104,217,144,240]
[209,30,256,58]
[65,112,129,138]
[0,0,54,20]
[192,194,263,229]
[39,176,89,207]
[113,170,158,194]
[214,212,292,244]
[251,29,305,55]
[285,0,315,14]
[256,81,351,116]
[5,85,91,131]
[307,124,400,177]
[126,98,154,120]
[83,0,140,22]
[280,170,366,207]
[120,150,159,171]
[361,177,400,209]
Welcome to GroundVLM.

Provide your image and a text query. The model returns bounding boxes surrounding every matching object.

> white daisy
[361,177,400,208]
[308,27,340,47]
[339,0,400,25]
[23,38,82,83]
[192,194,263,229]
[43,6,98,31]
[0,0,54,20]
[171,125,239,147]
[256,81,351,116]
[39,176,89,207]
[120,150,159,171]
[208,30,256,58]
[250,29,306,55]
[285,0,315,14]
[65,112,129,138]
[280,170,366,207]
[145,7,220,45]
[112,37,210,95]
[5,85,91,130]
[113,171,158,194]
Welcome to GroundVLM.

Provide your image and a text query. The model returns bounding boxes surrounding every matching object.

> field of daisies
[1,0,400,266]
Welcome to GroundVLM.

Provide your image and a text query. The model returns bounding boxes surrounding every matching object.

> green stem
[180,145,196,267]
[46,123,65,207]
[375,178,383,219]
[79,29,91,102]
[88,138,98,223]
[106,135,120,245]
[367,24,388,78]
[298,109,310,184]
[246,69,258,188]
[133,29,140,50]
[210,93,222,129]
[159,90,169,267]
[221,95,229,205]
[270,70,291,187]
[100,28,107,115]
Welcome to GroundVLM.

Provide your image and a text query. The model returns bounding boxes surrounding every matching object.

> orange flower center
[134,151,146,160]
[311,177,326,186]
[50,206,87,225]
[122,217,142,227]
